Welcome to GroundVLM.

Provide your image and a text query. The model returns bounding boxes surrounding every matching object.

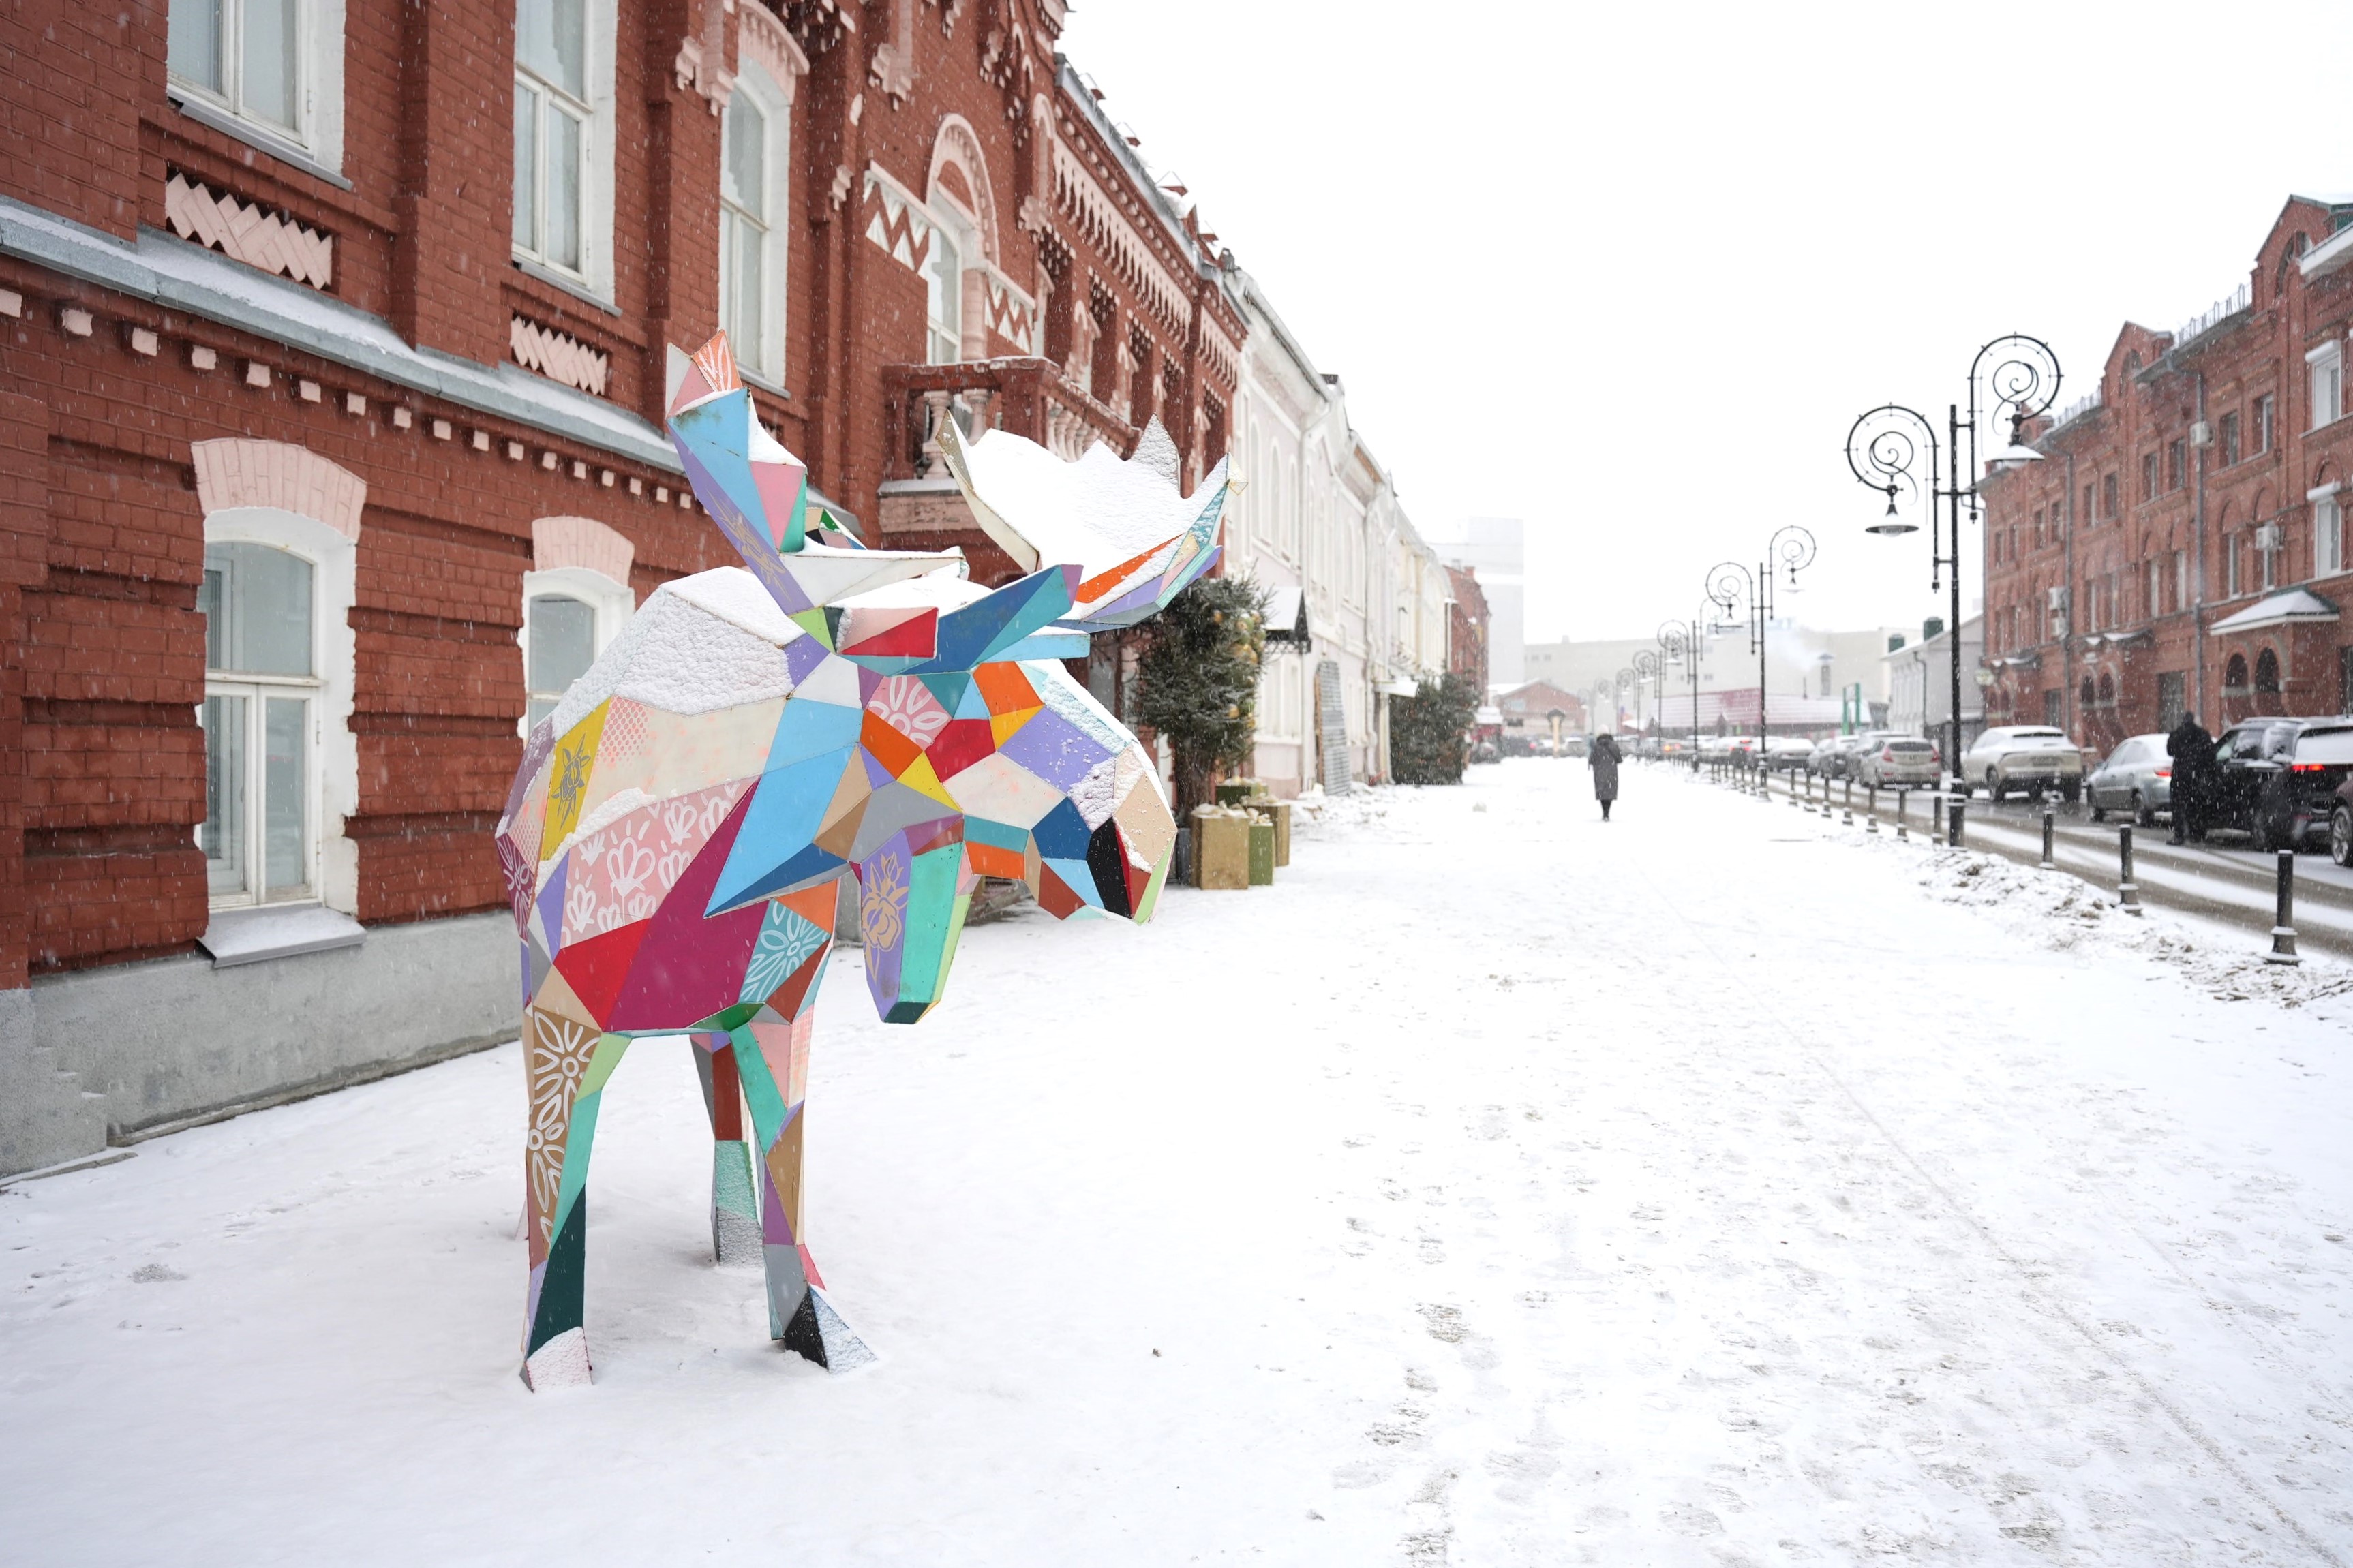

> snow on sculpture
[495,333,1228,1388]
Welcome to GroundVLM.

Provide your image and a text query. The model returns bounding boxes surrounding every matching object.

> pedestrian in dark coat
[2166,711,2215,844]
[1590,731,1623,820]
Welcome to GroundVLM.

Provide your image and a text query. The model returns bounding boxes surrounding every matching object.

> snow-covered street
[5,758,2352,1565]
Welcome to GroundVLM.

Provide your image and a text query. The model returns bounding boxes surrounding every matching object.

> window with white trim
[719,65,791,383]
[200,542,318,904]
[521,565,633,732]
[925,209,969,365]
[2309,342,2343,430]
[167,0,346,167]
[513,0,616,293]
[2315,485,2344,578]
[2147,558,2161,619]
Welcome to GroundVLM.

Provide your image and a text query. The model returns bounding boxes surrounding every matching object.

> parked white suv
[1958,725,2084,802]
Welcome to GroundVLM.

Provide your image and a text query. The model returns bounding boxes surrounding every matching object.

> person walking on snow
[1589,730,1624,820]
[2166,711,2215,844]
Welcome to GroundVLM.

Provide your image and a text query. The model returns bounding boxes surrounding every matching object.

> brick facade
[1982,195,2353,751]
[1447,563,1489,692]
[0,0,1238,987]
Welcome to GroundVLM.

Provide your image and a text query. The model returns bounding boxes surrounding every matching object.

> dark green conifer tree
[1133,576,1269,818]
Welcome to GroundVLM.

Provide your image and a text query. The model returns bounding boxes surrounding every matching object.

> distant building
[1527,623,1905,735]
[1493,681,1585,748]
[1885,616,1986,751]
[1447,564,1490,691]
[1430,517,1525,683]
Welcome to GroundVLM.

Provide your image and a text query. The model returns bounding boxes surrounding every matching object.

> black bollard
[1949,799,1966,848]
[1842,779,1854,826]
[2118,825,2142,914]
[2039,808,2055,870]
[1896,789,1909,840]
[1932,794,1945,840]
[2268,850,2301,966]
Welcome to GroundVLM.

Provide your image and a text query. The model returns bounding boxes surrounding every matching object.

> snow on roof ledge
[2209,587,2339,634]
[2302,224,2353,282]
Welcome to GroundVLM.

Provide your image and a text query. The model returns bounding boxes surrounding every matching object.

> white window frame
[924,203,973,366]
[2309,341,2343,431]
[200,506,359,915]
[2312,482,2344,579]
[519,565,633,737]
[166,0,347,173]
[512,0,618,300]
[2146,558,2161,619]
[719,63,791,387]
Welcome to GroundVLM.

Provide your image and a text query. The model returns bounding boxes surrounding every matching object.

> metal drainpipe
[2064,449,2077,737]
[2193,371,2208,720]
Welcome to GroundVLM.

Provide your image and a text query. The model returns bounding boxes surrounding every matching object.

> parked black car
[2208,717,2353,852]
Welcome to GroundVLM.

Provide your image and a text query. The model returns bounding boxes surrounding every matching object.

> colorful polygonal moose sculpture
[494,335,1228,1388]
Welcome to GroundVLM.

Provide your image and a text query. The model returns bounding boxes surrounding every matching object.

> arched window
[2080,675,2097,711]
[2096,671,2115,708]
[2224,653,2250,692]
[924,118,997,366]
[925,213,965,365]
[2255,647,2281,692]
[719,63,791,383]
[192,440,363,917]
[523,517,635,733]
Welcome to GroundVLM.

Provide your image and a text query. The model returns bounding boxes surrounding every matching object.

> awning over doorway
[1263,585,1311,647]
[2208,587,2339,635]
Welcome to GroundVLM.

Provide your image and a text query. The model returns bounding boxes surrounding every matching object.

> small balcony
[875,360,1140,579]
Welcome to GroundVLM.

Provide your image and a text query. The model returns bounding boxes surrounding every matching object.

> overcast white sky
[1058,0,2353,645]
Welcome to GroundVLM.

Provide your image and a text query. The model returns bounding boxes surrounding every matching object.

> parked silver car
[1857,737,1940,788]
[1958,725,2084,801]
[2084,733,2174,827]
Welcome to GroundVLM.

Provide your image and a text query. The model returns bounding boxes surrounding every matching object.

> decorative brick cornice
[510,315,611,397]
[164,173,333,292]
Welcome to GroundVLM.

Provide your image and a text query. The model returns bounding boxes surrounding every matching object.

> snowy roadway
[5,759,2352,1565]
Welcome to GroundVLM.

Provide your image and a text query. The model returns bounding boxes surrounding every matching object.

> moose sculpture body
[494,335,1226,1387]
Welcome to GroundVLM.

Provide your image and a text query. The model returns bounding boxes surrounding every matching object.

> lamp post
[1631,649,1663,740]
[1705,525,1817,750]
[1657,618,1697,760]
[1845,335,2060,788]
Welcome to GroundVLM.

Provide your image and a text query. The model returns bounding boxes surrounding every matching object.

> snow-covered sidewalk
[5,758,2350,1565]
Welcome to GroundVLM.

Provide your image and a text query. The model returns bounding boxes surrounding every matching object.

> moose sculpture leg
[521,1009,631,1390]
[690,1035,763,1266]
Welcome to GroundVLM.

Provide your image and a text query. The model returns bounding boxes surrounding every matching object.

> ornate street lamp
[1631,649,1663,738]
[1704,524,1816,748]
[1844,335,2060,786]
[1657,618,1697,762]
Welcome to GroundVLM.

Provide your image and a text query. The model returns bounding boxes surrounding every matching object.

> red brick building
[1982,194,2353,753]
[0,0,1241,1174]
[1446,562,1489,692]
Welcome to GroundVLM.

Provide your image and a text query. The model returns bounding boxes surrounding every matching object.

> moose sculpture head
[494,334,1227,1387]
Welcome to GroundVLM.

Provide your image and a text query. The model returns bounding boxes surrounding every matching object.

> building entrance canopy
[2208,588,2339,636]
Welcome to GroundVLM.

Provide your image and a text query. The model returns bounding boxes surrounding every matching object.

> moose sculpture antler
[494,333,1227,1387]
